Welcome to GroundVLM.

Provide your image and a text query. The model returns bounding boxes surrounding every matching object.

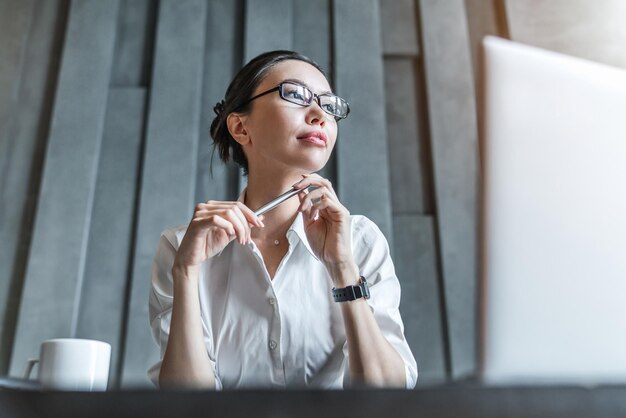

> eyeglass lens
[280,82,349,119]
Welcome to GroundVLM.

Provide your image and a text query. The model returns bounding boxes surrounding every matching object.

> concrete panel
[196,0,244,204]
[464,0,506,90]
[0,0,66,375]
[393,214,446,385]
[333,0,393,243]
[76,88,146,389]
[9,0,120,376]
[418,0,479,379]
[121,0,206,387]
[293,0,331,80]
[505,0,626,70]
[0,0,33,125]
[384,58,430,214]
[292,0,336,185]
[243,0,292,62]
[380,0,419,56]
[111,0,156,87]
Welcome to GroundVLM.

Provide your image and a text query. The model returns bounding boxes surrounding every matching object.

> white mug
[23,338,111,391]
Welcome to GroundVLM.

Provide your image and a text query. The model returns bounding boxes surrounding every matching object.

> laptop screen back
[479,36,626,384]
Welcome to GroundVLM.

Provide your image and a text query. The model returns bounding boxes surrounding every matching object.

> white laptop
[479,36,626,385]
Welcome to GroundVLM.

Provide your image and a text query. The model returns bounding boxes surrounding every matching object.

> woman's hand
[173,201,264,271]
[293,174,355,273]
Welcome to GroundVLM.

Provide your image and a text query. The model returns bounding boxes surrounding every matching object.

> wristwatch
[332,276,370,302]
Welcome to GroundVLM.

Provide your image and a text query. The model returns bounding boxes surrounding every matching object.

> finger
[204,215,237,240]
[191,214,236,240]
[196,201,264,228]
[235,201,265,228]
[204,204,255,243]
[229,205,253,244]
[293,175,337,199]
[217,208,248,245]
[297,187,335,212]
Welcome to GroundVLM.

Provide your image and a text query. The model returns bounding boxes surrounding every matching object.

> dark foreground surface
[2,381,626,418]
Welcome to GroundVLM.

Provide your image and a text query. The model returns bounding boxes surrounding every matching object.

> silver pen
[253,186,318,217]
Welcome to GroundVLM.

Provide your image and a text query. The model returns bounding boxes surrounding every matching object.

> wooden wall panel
[121,0,206,387]
[505,0,626,70]
[464,0,507,92]
[0,0,66,375]
[0,0,33,124]
[9,0,120,376]
[394,215,446,384]
[384,59,429,214]
[418,0,479,379]
[380,0,419,56]
[196,0,243,204]
[111,0,155,87]
[76,88,145,389]
[333,0,393,242]
[243,0,293,62]
[293,0,331,82]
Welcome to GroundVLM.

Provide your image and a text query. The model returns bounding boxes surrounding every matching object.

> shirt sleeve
[147,228,222,389]
[343,216,419,389]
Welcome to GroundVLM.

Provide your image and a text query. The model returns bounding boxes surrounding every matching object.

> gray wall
[8,0,616,388]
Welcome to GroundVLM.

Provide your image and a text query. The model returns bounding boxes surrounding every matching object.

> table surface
[2,381,626,418]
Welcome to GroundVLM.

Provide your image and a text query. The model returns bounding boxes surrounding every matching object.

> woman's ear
[226,113,250,145]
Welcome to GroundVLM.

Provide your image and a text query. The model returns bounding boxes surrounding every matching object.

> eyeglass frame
[236,80,351,121]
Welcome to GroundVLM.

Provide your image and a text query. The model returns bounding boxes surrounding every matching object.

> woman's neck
[244,172,305,241]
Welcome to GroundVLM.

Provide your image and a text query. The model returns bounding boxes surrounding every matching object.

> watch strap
[332,276,370,302]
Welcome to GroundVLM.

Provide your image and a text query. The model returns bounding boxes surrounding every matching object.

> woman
[148,50,417,389]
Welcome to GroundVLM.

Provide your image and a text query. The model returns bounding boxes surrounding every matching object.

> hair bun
[213,99,226,116]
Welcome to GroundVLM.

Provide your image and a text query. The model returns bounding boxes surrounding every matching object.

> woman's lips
[297,132,327,147]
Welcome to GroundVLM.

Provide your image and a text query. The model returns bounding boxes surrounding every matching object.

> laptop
[479,36,626,385]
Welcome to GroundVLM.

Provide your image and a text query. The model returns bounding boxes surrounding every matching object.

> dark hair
[209,50,326,176]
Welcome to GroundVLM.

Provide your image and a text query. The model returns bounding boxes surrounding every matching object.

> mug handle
[23,358,39,380]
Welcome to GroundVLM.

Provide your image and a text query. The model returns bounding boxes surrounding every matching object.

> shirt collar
[237,188,319,261]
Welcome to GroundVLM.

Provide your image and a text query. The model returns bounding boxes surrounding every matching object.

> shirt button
[269,340,277,350]
[269,297,276,305]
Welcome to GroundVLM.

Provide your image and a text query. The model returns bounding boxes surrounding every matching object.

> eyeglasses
[239,81,350,121]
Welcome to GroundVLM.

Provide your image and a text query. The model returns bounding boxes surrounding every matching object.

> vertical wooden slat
[333,0,393,242]
[0,0,48,375]
[121,0,206,387]
[9,0,120,377]
[380,0,419,56]
[394,215,446,384]
[418,0,479,379]
[0,0,34,124]
[76,88,146,389]
[196,0,244,204]
[380,0,445,383]
[505,0,626,70]
[110,0,156,87]
[384,59,430,214]
[293,0,331,80]
[243,0,293,62]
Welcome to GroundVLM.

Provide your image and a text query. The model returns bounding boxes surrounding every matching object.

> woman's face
[239,60,338,176]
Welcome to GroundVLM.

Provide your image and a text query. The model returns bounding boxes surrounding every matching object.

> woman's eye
[322,103,338,112]
[285,88,306,101]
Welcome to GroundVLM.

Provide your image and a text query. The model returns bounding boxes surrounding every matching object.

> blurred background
[1,0,625,389]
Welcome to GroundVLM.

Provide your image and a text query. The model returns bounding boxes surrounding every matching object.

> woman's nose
[305,100,327,126]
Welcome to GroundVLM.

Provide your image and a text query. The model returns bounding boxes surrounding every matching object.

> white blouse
[148,193,418,389]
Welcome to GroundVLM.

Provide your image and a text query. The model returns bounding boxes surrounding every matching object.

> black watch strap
[332,276,370,302]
